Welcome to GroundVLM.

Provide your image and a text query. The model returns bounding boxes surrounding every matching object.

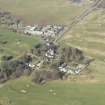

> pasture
[0,77,105,105]
[0,0,105,105]
[0,0,88,24]
[0,28,41,61]
[60,10,105,81]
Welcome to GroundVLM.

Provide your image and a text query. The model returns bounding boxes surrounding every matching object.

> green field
[60,10,105,82]
[0,77,105,105]
[0,0,89,24]
[0,28,41,61]
[0,0,105,105]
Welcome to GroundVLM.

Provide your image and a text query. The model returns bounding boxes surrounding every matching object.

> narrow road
[55,0,104,43]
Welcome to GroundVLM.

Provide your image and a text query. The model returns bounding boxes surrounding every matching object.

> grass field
[0,0,105,105]
[60,10,105,82]
[0,0,89,24]
[0,28,41,61]
[0,77,105,105]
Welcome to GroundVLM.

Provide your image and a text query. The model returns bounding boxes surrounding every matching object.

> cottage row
[24,24,65,38]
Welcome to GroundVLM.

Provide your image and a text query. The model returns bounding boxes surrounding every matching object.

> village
[24,24,65,39]
[0,10,94,84]
[28,41,94,84]
[0,0,105,105]
[0,10,65,42]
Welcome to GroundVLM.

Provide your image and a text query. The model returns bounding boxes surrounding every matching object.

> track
[55,0,104,43]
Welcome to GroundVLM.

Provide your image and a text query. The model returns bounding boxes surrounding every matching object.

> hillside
[0,0,89,24]
[60,9,105,82]
[0,0,105,105]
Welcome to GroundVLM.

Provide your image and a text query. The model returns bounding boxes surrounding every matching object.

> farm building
[24,24,64,38]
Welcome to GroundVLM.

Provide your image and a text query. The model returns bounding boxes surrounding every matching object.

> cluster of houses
[0,10,94,84]
[31,41,93,76]
[70,0,85,5]
[58,62,88,75]
[0,10,22,30]
[48,43,93,75]
[24,24,65,38]
[0,10,65,41]
[45,42,57,60]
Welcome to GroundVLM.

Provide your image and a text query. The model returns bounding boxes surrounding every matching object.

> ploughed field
[0,0,105,105]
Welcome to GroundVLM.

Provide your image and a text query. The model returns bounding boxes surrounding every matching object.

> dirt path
[55,0,104,43]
